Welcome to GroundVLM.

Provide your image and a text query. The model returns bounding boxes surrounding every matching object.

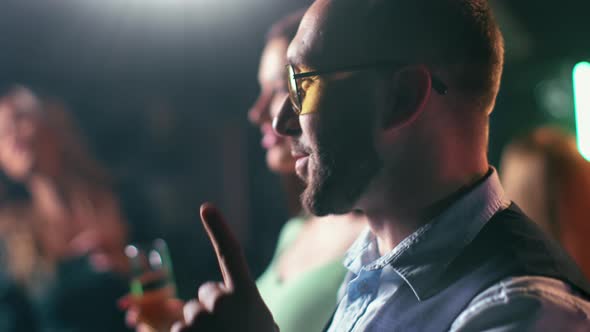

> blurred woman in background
[501,126,590,278]
[126,10,366,332]
[0,86,131,331]
[248,11,366,332]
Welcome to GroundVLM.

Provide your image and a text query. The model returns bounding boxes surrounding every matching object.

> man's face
[292,75,383,216]
[282,2,384,216]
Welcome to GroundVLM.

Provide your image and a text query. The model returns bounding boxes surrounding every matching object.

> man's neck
[364,168,490,255]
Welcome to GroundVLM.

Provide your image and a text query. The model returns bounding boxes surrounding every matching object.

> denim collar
[343,168,509,301]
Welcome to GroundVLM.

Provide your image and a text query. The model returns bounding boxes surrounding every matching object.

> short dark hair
[266,9,307,43]
[366,0,504,109]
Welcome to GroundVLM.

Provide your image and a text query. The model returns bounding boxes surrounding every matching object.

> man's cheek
[299,115,321,149]
[300,79,328,115]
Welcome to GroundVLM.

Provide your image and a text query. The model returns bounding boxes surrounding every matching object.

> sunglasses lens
[286,65,301,114]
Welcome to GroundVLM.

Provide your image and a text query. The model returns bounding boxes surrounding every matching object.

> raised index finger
[200,203,253,292]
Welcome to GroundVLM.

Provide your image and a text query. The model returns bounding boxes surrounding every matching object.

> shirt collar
[343,168,509,301]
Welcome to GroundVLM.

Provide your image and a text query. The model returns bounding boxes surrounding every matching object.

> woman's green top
[256,218,347,332]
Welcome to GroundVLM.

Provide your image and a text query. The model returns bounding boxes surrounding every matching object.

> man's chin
[302,202,331,217]
[301,185,352,217]
[303,199,351,217]
[295,174,309,189]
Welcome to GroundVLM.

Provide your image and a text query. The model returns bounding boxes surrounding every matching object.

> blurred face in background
[0,96,39,181]
[0,89,61,181]
[249,37,296,174]
[501,151,552,234]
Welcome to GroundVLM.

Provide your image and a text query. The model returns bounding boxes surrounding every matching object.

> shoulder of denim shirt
[450,276,590,332]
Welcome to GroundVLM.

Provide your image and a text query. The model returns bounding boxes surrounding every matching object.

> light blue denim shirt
[327,169,590,332]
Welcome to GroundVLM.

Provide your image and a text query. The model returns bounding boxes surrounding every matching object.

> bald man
[175,1,590,331]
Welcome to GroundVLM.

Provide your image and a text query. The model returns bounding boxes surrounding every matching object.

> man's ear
[380,65,432,131]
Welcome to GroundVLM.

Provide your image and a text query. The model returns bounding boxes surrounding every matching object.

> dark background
[0,0,587,299]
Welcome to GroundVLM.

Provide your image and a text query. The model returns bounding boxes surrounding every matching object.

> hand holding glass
[125,239,180,332]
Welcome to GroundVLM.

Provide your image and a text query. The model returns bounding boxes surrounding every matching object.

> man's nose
[273,96,301,137]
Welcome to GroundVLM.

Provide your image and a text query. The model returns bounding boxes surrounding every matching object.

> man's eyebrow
[287,45,312,68]
[287,54,316,73]
[287,53,302,67]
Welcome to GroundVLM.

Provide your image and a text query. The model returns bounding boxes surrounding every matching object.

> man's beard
[301,138,382,217]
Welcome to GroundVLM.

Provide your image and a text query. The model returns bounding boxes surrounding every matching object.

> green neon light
[573,61,590,161]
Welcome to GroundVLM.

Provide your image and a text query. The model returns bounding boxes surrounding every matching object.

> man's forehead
[286,14,316,70]
[287,0,373,70]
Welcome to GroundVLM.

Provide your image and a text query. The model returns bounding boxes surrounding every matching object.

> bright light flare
[573,61,590,161]
[129,0,191,5]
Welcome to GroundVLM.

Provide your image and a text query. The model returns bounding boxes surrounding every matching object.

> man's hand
[171,203,278,332]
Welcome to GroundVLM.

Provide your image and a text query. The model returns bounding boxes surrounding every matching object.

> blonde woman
[0,86,130,331]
